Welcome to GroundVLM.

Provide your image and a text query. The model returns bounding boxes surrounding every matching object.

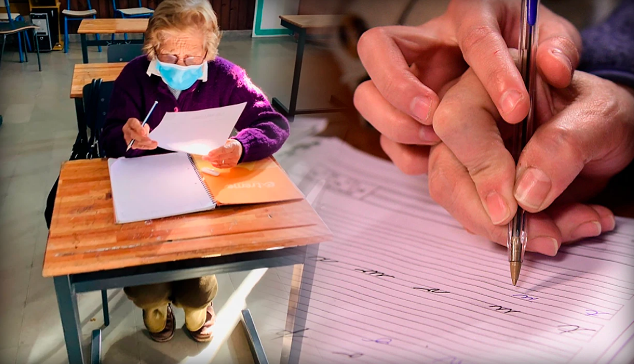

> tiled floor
[0,33,343,364]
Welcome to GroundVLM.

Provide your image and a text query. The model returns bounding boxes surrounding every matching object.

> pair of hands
[354,0,634,255]
[122,118,243,168]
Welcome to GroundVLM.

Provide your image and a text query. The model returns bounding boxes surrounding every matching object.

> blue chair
[62,0,101,53]
[0,0,30,62]
[111,0,152,41]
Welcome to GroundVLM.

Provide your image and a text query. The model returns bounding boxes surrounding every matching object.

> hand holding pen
[123,101,159,152]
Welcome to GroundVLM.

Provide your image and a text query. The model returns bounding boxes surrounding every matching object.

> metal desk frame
[80,36,143,63]
[54,244,318,364]
[271,18,347,119]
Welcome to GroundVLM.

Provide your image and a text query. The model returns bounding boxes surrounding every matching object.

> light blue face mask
[155,60,204,91]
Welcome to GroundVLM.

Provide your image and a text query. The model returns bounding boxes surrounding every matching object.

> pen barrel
[512,0,539,162]
[508,207,528,263]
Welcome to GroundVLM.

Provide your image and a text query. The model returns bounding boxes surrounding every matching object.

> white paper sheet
[271,137,634,364]
[108,153,215,223]
[149,102,247,156]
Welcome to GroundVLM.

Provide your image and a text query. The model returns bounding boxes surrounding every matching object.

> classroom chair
[61,0,101,53]
[111,0,152,41]
[106,42,142,62]
[0,0,34,63]
[0,4,40,69]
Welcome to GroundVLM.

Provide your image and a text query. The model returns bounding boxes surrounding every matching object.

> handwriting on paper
[333,352,363,358]
[362,337,392,345]
[414,287,451,294]
[354,268,395,278]
[512,294,538,301]
[488,305,521,314]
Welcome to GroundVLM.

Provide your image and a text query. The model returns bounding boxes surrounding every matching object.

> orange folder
[191,155,304,206]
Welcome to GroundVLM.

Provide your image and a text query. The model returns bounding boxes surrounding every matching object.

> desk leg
[81,34,88,63]
[241,309,269,364]
[54,275,85,364]
[272,29,306,119]
[280,244,318,364]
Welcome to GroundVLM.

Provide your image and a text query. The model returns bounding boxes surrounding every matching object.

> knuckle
[357,27,384,60]
[539,126,586,165]
[431,100,462,139]
[458,24,498,59]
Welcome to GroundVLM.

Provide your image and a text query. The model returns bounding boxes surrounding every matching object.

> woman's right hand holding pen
[123,117,158,150]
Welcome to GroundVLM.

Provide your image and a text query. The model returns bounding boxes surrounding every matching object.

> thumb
[514,76,630,212]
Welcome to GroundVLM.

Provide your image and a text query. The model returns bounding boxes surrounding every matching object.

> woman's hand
[426,68,634,256]
[122,118,158,150]
[353,0,581,175]
[203,139,243,168]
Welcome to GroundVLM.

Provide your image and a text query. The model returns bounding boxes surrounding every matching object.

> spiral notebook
[107,152,304,224]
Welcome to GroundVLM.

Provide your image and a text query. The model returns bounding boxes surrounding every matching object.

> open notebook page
[108,153,215,224]
[268,137,634,364]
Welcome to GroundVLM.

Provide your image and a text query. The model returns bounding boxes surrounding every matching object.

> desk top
[70,63,126,98]
[279,15,344,29]
[78,18,148,34]
[43,159,331,277]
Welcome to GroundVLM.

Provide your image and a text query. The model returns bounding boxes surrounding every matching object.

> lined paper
[271,137,634,364]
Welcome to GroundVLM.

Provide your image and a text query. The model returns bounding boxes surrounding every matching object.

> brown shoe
[186,304,215,343]
[145,304,175,343]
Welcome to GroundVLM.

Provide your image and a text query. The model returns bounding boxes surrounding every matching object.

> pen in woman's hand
[508,0,539,286]
[127,100,159,152]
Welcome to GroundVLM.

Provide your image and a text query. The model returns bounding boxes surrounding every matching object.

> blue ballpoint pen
[508,0,539,286]
[126,100,159,152]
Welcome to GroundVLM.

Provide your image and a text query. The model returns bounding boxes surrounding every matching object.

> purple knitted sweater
[578,0,634,88]
[102,56,290,161]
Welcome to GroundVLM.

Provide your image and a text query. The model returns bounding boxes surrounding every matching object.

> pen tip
[510,262,521,286]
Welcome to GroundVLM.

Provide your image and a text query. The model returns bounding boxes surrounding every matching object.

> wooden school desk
[272,15,346,118]
[44,159,332,364]
[78,19,148,63]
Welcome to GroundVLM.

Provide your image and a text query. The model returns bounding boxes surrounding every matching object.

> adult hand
[122,118,157,150]
[427,68,634,255]
[353,0,581,175]
[203,139,243,168]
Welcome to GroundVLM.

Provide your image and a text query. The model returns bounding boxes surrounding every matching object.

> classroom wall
[9,0,256,34]
[251,0,299,37]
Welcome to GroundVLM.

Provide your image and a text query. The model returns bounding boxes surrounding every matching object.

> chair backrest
[67,0,93,11]
[1,0,14,24]
[112,0,144,10]
[80,79,114,158]
[107,43,143,62]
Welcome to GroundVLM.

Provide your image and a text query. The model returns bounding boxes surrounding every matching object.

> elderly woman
[101,0,289,343]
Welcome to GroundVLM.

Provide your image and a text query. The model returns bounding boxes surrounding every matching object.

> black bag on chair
[44,79,115,228]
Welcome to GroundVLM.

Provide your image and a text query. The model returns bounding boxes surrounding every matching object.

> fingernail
[571,221,602,241]
[530,236,559,256]
[551,48,573,73]
[515,168,552,210]
[485,191,510,225]
[419,126,440,143]
[500,89,523,116]
[410,96,432,124]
